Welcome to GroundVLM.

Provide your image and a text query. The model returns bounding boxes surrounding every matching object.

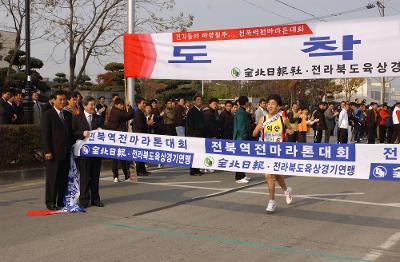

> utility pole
[23,0,33,124]
[127,0,136,106]
[201,80,204,96]
[378,0,386,104]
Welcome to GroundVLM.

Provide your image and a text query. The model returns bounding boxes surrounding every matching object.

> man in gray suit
[324,103,338,143]
[32,90,43,125]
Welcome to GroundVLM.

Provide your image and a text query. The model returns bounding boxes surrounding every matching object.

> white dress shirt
[338,109,349,129]
[84,111,93,130]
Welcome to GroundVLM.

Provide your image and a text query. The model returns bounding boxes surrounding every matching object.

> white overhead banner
[74,130,400,181]
[124,16,400,80]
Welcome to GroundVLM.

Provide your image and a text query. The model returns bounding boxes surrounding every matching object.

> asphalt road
[0,166,399,262]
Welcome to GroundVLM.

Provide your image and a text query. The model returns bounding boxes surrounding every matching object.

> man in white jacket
[338,101,349,144]
[392,102,400,143]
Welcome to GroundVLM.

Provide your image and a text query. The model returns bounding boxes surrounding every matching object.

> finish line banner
[124,16,400,80]
[74,130,400,181]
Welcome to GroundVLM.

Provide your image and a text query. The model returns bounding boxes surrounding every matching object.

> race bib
[265,132,283,142]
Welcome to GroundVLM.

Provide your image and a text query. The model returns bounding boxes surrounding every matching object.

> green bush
[0,125,44,170]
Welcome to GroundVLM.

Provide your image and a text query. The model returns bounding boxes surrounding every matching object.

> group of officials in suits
[0,89,54,125]
[42,91,104,210]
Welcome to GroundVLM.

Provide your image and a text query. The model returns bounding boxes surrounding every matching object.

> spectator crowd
[1,88,399,212]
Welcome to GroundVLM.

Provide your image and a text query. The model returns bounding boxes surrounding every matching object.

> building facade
[0,30,17,68]
[336,77,400,104]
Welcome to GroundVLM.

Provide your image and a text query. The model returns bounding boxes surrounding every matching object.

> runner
[252,94,294,214]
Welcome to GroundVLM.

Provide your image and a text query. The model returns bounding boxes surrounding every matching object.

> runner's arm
[252,118,264,138]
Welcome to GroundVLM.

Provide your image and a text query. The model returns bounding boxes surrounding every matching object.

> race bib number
[265,132,282,142]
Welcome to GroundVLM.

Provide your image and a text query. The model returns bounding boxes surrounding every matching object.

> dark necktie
[59,111,64,123]
[88,114,93,130]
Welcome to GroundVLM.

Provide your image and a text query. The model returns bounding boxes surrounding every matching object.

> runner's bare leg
[265,174,276,200]
[275,175,288,192]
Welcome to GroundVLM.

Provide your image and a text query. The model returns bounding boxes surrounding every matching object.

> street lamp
[23,0,34,124]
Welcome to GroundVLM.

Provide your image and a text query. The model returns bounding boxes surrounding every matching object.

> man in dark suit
[42,94,56,112]
[108,98,135,182]
[0,90,15,125]
[220,100,234,139]
[312,102,327,143]
[76,92,84,113]
[41,90,73,210]
[132,97,153,176]
[72,96,104,208]
[186,95,205,176]
[95,96,107,120]
[203,97,221,139]
[12,91,25,124]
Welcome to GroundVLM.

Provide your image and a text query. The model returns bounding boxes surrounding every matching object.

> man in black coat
[219,100,234,139]
[41,90,73,210]
[0,90,15,125]
[108,98,135,181]
[203,97,221,139]
[186,95,205,176]
[132,97,153,176]
[174,97,187,136]
[72,96,104,208]
[42,94,56,113]
[312,102,327,143]
[12,91,25,124]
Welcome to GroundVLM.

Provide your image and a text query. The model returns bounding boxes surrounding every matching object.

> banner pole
[127,0,136,107]
[125,77,137,184]
[379,0,386,104]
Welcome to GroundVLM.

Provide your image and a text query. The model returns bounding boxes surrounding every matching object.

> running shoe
[113,177,119,183]
[266,200,276,213]
[235,178,249,184]
[244,176,251,181]
[285,187,293,205]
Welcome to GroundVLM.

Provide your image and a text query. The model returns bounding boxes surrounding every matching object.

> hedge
[0,125,44,170]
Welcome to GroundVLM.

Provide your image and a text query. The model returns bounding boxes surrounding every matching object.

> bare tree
[338,78,365,101]
[0,0,25,86]
[39,0,193,90]
[0,0,44,87]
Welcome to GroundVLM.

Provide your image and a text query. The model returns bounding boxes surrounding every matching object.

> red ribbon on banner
[172,24,313,42]
[124,33,157,78]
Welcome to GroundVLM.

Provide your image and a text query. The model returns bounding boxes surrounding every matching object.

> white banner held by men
[74,130,400,181]
[124,16,400,80]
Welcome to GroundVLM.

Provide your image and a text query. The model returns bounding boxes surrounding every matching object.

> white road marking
[150,167,184,173]
[295,193,365,197]
[362,232,400,261]
[150,171,186,174]
[250,187,366,197]
[157,181,221,185]
[240,190,400,208]
[100,176,167,182]
[114,181,400,209]
[136,181,232,191]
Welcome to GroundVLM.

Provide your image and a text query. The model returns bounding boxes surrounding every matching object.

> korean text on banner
[124,16,400,80]
[74,130,400,182]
